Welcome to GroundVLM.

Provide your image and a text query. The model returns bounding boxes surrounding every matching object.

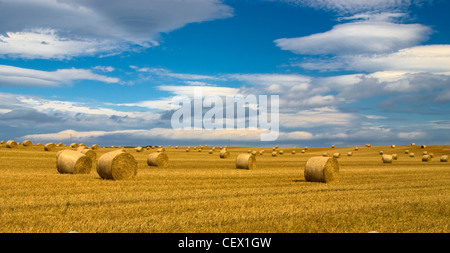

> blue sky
[1,0,450,147]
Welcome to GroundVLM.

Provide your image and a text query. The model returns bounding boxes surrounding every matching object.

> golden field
[0,143,449,233]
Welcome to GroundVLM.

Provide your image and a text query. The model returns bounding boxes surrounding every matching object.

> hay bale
[248,150,252,153]
[382,155,393,163]
[6,140,18,148]
[409,153,415,157]
[331,145,335,148]
[301,150,305,153]
[392,154,398,160]
[186,149,190,152]
[251,151,257,156]
[354,147,359,151]
[219,149,230,158]
[259,150,264,155]
[175,146,179,149]
[422,155,431,162]
[366,144,372,147]
[391,145,396,148]
[304,147,308,150]
[421,145,427,148]
[135,147,144,152]
[379,151,384,155]
[411,143,415,146]
[70,143,79,148]
[157,147,166,153]
[147,152,169,167]
[57,142,64,147]
[97,150,138,180]
[0,140,5,145]
[235,153,256,170]
[322,152,328,157]
[57,150,92,174]
[304,156,339,183]
[347,152,353,156]
[271,151,277,157]
[91,144,99,150]
[422,151,428,155]
[292,150,296,155]
[23,140,32,147]
[279,150,284,155]
[77,146,86,152]
[78,148,97,162]
[198,149,202,152]
[405,150,409,154]
[44,143,56,151]
[440,155,448,162]
[333,153,340,158]
[208,150,213,154]
[429,153,434,158]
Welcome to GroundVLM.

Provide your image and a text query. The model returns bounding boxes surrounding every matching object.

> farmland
[0,144,449,233]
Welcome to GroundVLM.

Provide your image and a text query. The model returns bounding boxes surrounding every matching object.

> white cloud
[0,65,120,87]
[398,131,427,139]
[0,0,233,58]
[279,0,427,14]
[157,85,241,97]
[280,108,355,128]
[138,67,220,80]
[275,21,431,55]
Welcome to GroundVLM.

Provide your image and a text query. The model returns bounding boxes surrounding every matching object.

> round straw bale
[279,150,284,155]
[333,153,340,158]
[411,143,415,146]
[405,150,409,154]
[422,155,431,162]
[23,140,32,147]
[236,153,256,170]
[391,145,396,148]
[0,140,5,145]
[79,143,86,147]
[175,146,179,149]
[57,142,64,147]
[209,150,213,154]
[251,151,257,156]
[147,152,169,167]
[91,144,99,150]
[248,150,252,153]
[70,143,79,148]
[44,143,56,151]
[275,145,279,149]
[271,151,277,157]
[429,153,434,158]
[347,152,353,156]
[198,148,202,152]
[6,140,18,148]
[304,156,339,183]
[97,150,138,180]
[392,154,398,160]
[57,150,92,174]
[440,155,448,162]
[354,147,359,151]
[301,150,305,153]
[220,149,230,158]
[157,147,166,152]
[78,148,97,162]
[382,155,393,163]
[322,152,328,157]
[421,145,426,148]
[409,153,415,157]
[77,146,86,152]
[186,149,190,152]
[366,144,372,147]
[292,150,296,155]
[422,151,428,155]
[304,147,308,150]
[331,145,336,148]
[259,150,264,155]
[135,147,144,152]
[379,151,384,155]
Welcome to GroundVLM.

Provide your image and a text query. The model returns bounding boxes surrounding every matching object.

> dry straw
[382,155,393,163]
[235,153,256,170]
[405,150,409,154]
[220,148,230,158]
[57,150,92,174]
[333,153,340,158]
[70,143,79,148]
[304,156,339,183]
[379,151,384,155]
[391,145,396,148]
[292,150,296,155]
[279,150,284,155]
[421,145,427,148]
[422,151,428,155]
[77,148,97,163]
[322,152,328,157]
[91,144,99,150]
[271,151,277,157]
[409,153,415,157]
[354,147,359,151]
[411,143,416,146]
[157,147,166,153]
[331,145,336,148]
[392,154,398,160]
[6,140,18,148]
[251,151,257,156]
[209,150,214,154]
[347,152,353,156]
[44,143,56,151]
[422,155,431,162]
[440,155,448,162]
[301,150,305,153]
[23,140,32,147]
[97,150,138,180]
[366,144,372,147]
[0,140,5,145]
[259,150,264,155]
[57,142,64,147]
[147,152,169,167]
[135,147,144,152]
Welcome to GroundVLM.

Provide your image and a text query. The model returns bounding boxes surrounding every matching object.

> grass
[0,144,449,233]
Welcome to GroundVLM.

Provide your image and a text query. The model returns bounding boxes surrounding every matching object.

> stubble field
[0,144,449,233]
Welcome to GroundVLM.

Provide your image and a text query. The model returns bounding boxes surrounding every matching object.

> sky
[1,0,450,147]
